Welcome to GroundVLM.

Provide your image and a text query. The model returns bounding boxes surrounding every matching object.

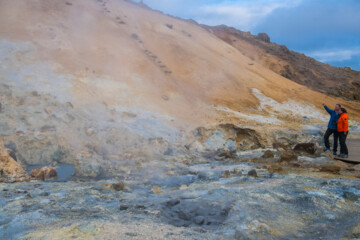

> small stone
[262,150,274,159]
[166,199,180,207]
[278,151,297,162]
[178,184,188,190]
[194,216,205,225]
[152,185,163,194]
[248,169,257,177]
[120,205,129,211]
[223,170,231,178]
[319,165,341,174]
[268,166,285,174]
[86,128,95,136]
[111,181,125,191]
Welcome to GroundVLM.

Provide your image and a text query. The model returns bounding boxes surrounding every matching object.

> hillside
[1,0,360,168]
[203,25,360,101]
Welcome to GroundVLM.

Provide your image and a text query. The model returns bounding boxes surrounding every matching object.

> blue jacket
[324,105,339,130]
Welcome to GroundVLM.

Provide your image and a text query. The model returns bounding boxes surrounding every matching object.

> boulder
[293,143,316,155]
[262,150,274,159]
[278,151,297,162]
[319,165,340,174]
[0,141,28,182]
[30,167,57,180]
[248,169,258,177]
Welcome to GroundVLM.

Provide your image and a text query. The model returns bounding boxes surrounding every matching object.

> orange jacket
[337,113,349,132]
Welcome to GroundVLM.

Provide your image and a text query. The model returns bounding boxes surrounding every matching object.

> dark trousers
[324,128,338,152]
[339,132,348,155]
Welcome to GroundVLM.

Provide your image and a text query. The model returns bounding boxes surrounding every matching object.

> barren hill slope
[0,0,359,173]
[203,25,360,101]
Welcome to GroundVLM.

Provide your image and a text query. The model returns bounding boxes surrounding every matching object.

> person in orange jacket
[337,107,349,158]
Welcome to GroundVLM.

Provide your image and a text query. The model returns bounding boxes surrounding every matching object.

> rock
[256,33,270,43]
[103,181,126,191]
[0,141,28,182]
[278,151,297,162]
[163,198,232,227]
[178,184,188,190]
[194,216,205,225]
[86,128,95,136]
[234,228,250,240]
[268,165,286,174]
[166,199,180,207]
[319,165,341,174]
[343,191,359,202]
[111,181,126,191]
[30,167,57,181]
[223,170,231,178]
[119,205,129,211]
[248,169,257,177]
[152,185,163,194]
[293,143,316,155]
[262,150,274,159]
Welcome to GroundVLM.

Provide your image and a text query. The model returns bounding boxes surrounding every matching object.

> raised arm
[324,105,335,115]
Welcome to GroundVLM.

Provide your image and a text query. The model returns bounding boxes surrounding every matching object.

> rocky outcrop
[30,167,58,181]
[256,33,270,43]
[0,141,28,182]
[192,124,265,152]
[293,143,316,155]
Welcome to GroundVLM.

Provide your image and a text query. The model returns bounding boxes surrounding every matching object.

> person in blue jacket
[322,103,341,155]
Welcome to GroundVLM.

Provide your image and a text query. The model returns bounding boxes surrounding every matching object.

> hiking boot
[332,152,337,156]
[339,154,348,158]
[323,148,330,152]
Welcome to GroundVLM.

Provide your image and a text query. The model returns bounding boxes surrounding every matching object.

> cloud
[142,0,302,31]
[308,48,360,63]
[196,0,302,30]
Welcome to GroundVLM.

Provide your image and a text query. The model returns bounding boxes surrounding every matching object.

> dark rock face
[293,143,316,155]
[256,33,270,43]
[162,198,232,227]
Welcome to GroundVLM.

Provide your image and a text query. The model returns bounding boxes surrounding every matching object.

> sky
[138,0,360,70]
